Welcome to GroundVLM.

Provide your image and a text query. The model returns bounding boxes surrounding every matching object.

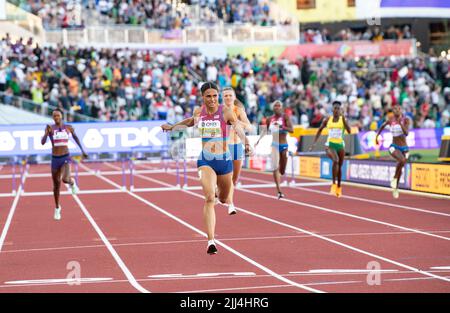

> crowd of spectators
[192,0,287,27]
[9,0,285,30]
[10,0,85,29]
[301,25,413,44]
[1,35,449,130]
[94,0,191,29]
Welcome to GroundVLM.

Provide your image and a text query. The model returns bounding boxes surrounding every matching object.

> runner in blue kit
[161,82,253,255]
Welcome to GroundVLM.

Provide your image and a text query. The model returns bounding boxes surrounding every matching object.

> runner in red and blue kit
[41,109,88,220]
[256,100,293,199]
[161,82,253,255]
[375,105,410,199]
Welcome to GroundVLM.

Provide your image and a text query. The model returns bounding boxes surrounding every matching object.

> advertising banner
[321,158,348,181]
[411,163,450,195]
[0,121,168,156]
[380,0,450,18]
[346,159,411,189]
[299,157,321,178]
[358,128,444,152]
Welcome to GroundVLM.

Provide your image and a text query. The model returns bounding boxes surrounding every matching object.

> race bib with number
[328,128,343,139]
[199,120,222,138]
[53,130,69,140]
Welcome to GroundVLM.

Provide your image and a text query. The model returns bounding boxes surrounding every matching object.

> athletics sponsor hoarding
[321,158,348,181]
[346,159,411,189]
[0,121,167,156]
[226,40,415,61]
[411,163,450,195]
[279,40,415,60]
[299,157,321,178]
[380,0,450,18]
[358,128,445,152]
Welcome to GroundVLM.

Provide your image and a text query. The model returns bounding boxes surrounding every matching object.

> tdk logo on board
[82,127,162,148]
[0,122,165,155]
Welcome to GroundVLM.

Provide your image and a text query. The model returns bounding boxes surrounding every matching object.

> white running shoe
[207,240,217,254]
[54,207,61,221]
[392,188,399,199]
[390,179,397,189]
[228,203,237,215]
[71,183,79,195]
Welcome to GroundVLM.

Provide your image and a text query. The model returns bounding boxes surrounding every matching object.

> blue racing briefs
[272,142,289,153]
[389,143,409,153]
[51,154,71,171]
[197,150,233,176]
[229,143,244,161]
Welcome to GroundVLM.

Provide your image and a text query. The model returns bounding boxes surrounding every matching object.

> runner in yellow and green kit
[310,101,351,197]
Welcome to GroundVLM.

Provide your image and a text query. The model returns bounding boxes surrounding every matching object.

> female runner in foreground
[255,100,293,199]
[161,82,252,255]
[375,106,410,198]
[41,109,88,220]
[222,87,252,215]
[310,101,351,197]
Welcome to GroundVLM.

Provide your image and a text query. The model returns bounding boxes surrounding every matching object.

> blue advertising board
[320,157,348,181]
[0,121,168,156]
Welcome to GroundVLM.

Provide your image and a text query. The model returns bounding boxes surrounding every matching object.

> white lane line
[240,187,450,242]
[6,230,450,255]
[21,189,124,197]
[123,188,324,293]
[0,172,28,253]
[148,272,256,279]
[3,273,449,291]
[148,274,184,278]
[168,170,450,242]
[70,173,150,293]
[178,284,292,293]
[138,172,450,285]
[4,278,113,285]
[0,193,15,198]
[88,167,324,294]
[431,266,450,270]
[179,273,450,293]
[196,272,255,277]
[243,168,450,200]
[292,269,399,274]
[241,173,450,217]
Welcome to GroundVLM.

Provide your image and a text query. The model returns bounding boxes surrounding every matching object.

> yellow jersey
[326,116,345,144]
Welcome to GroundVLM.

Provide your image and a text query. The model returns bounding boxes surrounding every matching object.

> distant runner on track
[310,101,351,198]
[375,105,410,198]
[255,100,293,199]
[41,109,88,220]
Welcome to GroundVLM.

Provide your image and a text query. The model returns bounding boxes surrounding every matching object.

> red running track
[0,162,449,293]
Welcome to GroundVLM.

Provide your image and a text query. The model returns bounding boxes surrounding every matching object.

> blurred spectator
[301,24,415,43]
[12,0,289,30]
[1,35,449,129]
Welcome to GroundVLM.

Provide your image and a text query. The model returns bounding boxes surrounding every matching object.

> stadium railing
[44,24,299,46]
